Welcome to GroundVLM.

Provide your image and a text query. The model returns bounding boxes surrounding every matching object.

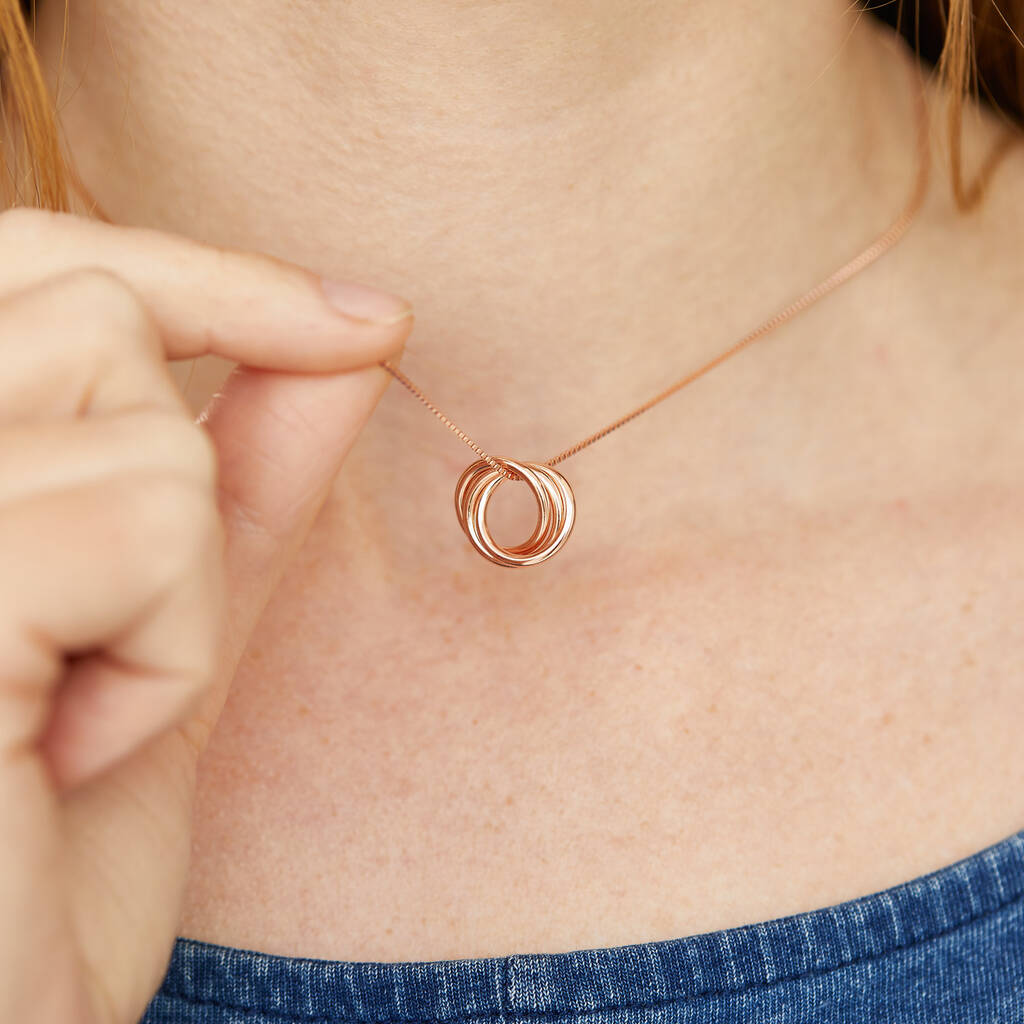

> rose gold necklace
[391,64,930,568]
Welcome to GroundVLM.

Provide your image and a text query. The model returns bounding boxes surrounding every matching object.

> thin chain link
[378,361,511,477]
[382,60,931,484]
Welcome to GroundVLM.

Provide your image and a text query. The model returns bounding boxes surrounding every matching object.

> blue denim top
[141,826,1024,1023]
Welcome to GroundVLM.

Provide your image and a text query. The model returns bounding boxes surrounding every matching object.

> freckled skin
[29,0,1024,964]
[180,480,1024,960]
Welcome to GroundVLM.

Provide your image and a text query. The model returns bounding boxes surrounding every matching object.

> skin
[16,0,1024,985]
[0,211,413,1024]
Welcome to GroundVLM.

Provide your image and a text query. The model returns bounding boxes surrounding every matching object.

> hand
[0,208,414,1024]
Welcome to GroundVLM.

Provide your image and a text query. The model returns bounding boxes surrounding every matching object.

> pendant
[455,457,576,567]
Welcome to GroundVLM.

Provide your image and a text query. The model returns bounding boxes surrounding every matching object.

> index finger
[0,208,413,371]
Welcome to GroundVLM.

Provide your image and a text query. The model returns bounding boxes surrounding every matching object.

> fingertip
[319,277,414,326]
[341,307,415,370]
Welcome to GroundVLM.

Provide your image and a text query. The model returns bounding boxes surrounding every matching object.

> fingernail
[320,277,413,325]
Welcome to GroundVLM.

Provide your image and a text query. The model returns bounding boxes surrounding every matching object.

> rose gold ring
[454,457,576,567]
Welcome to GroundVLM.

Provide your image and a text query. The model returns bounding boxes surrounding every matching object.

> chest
[177,482,1024,960]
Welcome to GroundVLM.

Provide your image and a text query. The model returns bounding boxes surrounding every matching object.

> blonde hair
[1,0,69,209]
[2,0,1023,212]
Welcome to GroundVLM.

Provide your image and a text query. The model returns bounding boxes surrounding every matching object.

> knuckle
[121,473,224,587]
[60,267,153,335]
[24,267,166,375]
[56,267,165,370]
[130,410,220,487]
[0,205,65,247]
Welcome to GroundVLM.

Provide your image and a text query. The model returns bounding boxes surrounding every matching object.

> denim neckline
[158,826,1024,1021]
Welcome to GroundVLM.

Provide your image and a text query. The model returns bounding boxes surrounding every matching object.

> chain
[382,59,931,483]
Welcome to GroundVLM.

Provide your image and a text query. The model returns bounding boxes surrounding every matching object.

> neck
[41,1,935,567]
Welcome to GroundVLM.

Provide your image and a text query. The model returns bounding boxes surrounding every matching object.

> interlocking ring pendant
[455,457,576,567]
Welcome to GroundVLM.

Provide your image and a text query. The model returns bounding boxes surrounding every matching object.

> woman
[1,1,1022,1021]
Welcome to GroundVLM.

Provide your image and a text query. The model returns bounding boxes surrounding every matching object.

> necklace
[388,63,931,568]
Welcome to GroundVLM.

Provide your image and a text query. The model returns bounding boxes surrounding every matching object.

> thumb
[193,354,402,720]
